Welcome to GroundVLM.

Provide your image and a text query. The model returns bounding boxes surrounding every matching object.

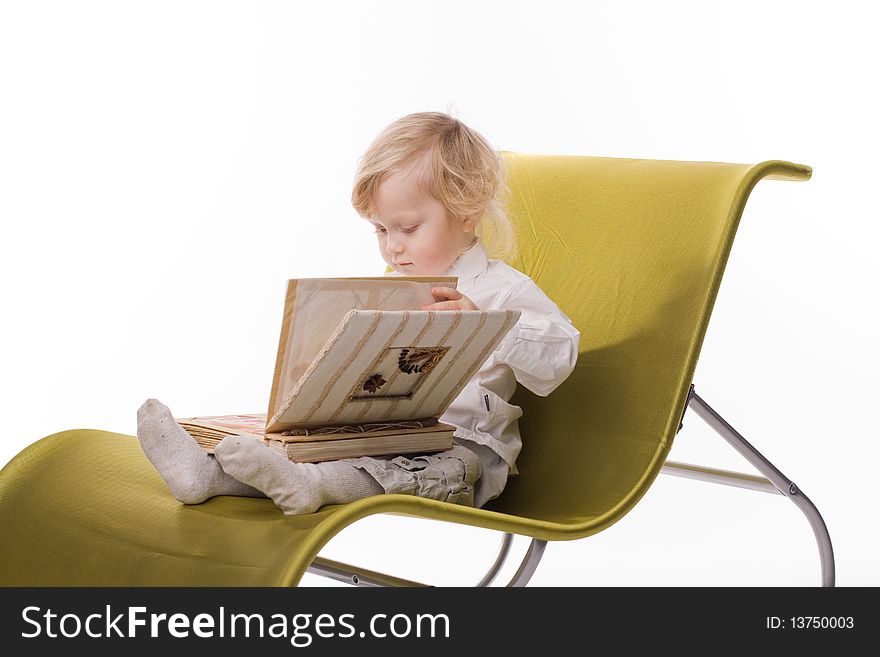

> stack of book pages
[175,414,266,453]
[176,414,457,463]
[266,418,456,463]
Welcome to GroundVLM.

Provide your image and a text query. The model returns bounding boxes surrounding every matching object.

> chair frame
[305,385,835,587]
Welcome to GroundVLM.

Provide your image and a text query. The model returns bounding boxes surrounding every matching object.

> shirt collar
[443,237,489,285]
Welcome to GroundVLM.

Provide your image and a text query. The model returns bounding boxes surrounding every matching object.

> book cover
[266,276,457,426]
[266,308,521,433]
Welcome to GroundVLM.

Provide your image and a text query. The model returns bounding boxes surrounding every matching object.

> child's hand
[421,287,480,311]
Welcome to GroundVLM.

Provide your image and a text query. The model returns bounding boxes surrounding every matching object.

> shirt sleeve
[488,278,580,397]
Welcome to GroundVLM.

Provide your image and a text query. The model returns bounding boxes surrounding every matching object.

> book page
[176,414,267,435]
[270,276,456,422]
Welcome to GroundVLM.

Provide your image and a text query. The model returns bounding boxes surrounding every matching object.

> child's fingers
[431,286,460,300]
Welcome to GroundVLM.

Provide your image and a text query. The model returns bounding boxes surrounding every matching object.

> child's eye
[402,225,419,234]
[373,227,387,234]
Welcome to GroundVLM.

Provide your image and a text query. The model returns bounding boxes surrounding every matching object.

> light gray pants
[343,438,507,508]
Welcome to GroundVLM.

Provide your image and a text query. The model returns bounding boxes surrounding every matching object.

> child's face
[370,167,476,276]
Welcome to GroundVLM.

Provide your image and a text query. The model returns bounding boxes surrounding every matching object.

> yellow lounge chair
[0,152,833,587]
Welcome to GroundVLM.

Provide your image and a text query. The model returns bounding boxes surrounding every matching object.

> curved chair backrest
[486,152,810,528]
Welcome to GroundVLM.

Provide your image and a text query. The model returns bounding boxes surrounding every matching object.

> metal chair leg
[476,532,514,586]
[677,387,835,587]
[505,539,547,587]
[307,531,538,587]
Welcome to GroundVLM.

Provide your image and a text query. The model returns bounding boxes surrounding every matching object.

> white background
[1,0,877,587]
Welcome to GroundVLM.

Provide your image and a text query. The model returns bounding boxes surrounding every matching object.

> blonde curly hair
[351,111,517,263]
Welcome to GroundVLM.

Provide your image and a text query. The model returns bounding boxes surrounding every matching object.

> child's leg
[214,436,383,515]
[346,443,483,507]
[215,437,483,515]
[136,398,266,504]
[456,439,509,508]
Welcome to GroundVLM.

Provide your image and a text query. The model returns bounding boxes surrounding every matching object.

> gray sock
[214,435,384,515]
[136,398,266,504]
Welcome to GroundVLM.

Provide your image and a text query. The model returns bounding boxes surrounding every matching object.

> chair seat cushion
[0,430,337,585]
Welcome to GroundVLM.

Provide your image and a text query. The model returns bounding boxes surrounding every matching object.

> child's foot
[214,436,383,515]
[136,398,265,504]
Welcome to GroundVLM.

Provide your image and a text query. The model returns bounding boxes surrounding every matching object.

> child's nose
[385,236,403,254]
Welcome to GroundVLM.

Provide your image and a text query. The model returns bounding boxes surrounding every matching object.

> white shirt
[386,239,580,483]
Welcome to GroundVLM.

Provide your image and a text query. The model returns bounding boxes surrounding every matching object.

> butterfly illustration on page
[397,347,447,375]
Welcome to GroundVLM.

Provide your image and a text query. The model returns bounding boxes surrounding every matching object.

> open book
[176,276,521,462]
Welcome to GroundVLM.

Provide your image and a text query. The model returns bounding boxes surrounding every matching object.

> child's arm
[490,279,580,397]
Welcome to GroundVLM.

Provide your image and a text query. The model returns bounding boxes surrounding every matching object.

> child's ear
[460,214,477,233]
